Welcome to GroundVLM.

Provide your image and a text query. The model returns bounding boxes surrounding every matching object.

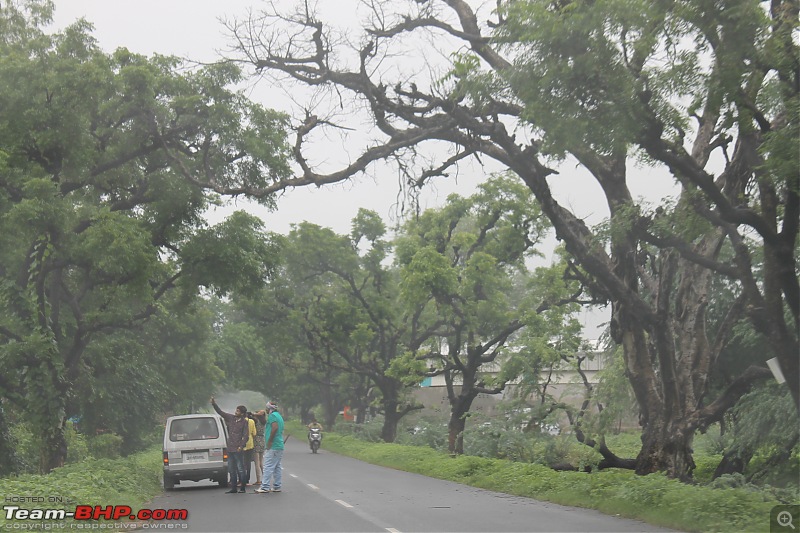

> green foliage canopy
[0,1,290,471]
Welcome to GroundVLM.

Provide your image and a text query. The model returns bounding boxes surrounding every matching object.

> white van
[162,414,229,490]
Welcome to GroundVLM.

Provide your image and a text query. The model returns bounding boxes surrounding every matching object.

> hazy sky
[51,0,439,237]
[49,0,649,237]
[49,1,679,337]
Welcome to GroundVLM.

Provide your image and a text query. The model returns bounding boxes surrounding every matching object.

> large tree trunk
[352,378,372,424]
[377,381,422,442]
[636,416,696,481]
[613,241,723,479]
[42,418,68,473]
[318,374,341,429]
[443,341,504,455]
[448,389,477,454]
[377,375,404,442]
[355,402,368,424]
[380,399,401,443]
[448,413,467,455]
[447,418,464,455]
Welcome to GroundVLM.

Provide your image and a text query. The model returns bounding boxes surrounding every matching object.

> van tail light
[222,448,228,461]
[163,452,169,466]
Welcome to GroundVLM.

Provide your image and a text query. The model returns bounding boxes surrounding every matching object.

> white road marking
[335,500,353,508]
[290,474,298,478]
[386,529,402,533]
[308,484,319,490]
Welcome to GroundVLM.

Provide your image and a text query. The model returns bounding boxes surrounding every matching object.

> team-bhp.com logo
[4,505,188,527]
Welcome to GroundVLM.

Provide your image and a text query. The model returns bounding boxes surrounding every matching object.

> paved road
[149,436,673,532]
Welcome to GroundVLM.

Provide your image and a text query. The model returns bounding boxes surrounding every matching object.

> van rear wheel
[163,474,175,491]
[217,478,228,488]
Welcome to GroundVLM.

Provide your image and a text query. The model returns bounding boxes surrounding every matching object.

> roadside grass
[0,446,163,528]
[287,421,785,533]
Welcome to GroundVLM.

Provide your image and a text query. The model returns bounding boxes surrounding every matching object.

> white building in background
[412,340,612,418]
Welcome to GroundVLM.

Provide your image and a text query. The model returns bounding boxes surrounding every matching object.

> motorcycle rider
[307,417,323,432]
[307,417,323,449]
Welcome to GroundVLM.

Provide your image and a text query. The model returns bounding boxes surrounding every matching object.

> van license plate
[183,452,207,463]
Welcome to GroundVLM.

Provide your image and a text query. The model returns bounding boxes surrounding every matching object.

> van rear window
[169,418,219,441]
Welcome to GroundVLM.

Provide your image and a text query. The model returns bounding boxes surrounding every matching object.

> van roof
[166,414,221,422]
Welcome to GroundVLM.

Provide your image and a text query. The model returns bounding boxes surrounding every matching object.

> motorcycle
[308,428,322,453]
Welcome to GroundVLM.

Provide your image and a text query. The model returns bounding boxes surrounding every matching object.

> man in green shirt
[255,401,284,494]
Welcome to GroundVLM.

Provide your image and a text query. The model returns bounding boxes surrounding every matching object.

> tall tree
[395,174,584,453]
[223,0,798,479]
[279,217,427,442]
[216,235,361,427]
[0,2,289,472]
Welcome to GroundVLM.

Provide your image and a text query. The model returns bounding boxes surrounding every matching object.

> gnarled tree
[218,0,797,480]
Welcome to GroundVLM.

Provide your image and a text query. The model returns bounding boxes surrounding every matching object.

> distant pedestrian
[210,396,249,493]
[255,401,284,494]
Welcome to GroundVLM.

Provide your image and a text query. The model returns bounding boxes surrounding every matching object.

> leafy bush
[9,422,38,473]
[602,431,643,458]
[65,422,90,464]
[725,383,799,486]
[494,427,539,462]
[88,433,123,459]
[699,425,730,455]
[462,419,505,458]
[0,447,162,528]
[395,417,448,451]
[7,420,111,473]
[693,452,723,483]
[334,418,385,442]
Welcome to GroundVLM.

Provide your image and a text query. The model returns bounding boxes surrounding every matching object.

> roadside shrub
[335,418,384,442]
[747,442,800,488]
[9,422,38,474]
[699,427,730,455]
[709,472,747,489]
[538,433,574,466]
[395,417,448,451]
[88,433,123,459]
[568,441,603,471]
[7,421,98,473]
[0,447,162,528]
[398,416,604,468]
[693,452,723,483]
[436,454,502,481]
[462,419,505,458]
[495,429,538,462]
[602,431,643,457]
[65,421,90,464]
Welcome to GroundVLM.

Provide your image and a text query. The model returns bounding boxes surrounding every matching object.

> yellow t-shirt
[244,418,256,450]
